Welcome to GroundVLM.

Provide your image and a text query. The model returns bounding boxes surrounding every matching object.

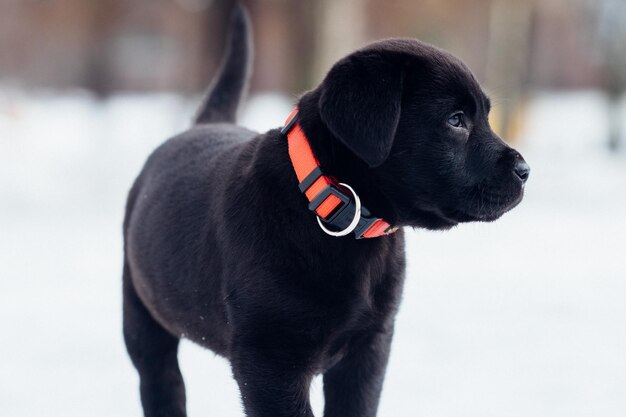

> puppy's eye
[447,112,466,128]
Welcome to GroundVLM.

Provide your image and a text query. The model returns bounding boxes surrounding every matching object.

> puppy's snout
[513,155,530,183]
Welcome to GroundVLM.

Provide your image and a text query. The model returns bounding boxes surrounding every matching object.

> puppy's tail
[194,3,252,125]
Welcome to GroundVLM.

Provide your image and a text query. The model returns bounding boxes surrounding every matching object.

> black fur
[123,5,529,417]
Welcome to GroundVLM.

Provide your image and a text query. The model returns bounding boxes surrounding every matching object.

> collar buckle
[315,183,362,237]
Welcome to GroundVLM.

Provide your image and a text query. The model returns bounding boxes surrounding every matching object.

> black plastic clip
[280,112,298,135]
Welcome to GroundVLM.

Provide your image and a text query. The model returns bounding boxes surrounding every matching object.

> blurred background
[1,0,625,416]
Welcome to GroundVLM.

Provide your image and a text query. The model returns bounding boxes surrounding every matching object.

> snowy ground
[0,89,625,417]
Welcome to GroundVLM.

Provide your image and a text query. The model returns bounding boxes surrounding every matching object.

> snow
[0,89,625,417]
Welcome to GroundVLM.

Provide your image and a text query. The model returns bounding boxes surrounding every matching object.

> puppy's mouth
[404,176,526,230]
[452,184,525,223]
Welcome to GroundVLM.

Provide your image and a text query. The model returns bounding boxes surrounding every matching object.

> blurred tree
[485,0,535,142]
[311,0,368,83]
[597,0,626,152]
[83,1,120,97]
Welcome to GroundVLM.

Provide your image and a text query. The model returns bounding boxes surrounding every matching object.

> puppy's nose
[514,158,530,182]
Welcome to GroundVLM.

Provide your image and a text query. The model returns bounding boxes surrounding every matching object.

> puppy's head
[311,39,529,230]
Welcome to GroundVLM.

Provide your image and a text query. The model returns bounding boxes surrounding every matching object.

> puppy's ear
[319,54,403,167]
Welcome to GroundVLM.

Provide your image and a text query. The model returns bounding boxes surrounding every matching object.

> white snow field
[0,90,625,417]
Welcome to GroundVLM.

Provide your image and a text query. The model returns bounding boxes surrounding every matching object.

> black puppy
[123,5,529,417]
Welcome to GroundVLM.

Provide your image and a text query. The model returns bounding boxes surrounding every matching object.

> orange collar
[282,108,397,239]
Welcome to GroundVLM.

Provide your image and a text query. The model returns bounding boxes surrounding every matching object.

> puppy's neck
[295,91,397,225]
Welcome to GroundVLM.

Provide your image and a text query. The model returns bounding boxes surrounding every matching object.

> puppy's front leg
[323,330,393,417]
[231,344,314,417]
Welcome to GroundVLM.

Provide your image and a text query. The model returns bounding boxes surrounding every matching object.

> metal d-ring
[316,183,361,237]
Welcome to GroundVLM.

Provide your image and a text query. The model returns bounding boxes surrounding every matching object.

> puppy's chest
[316,306,382,372]
[315,273,393,368]
[315,250,397,330]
